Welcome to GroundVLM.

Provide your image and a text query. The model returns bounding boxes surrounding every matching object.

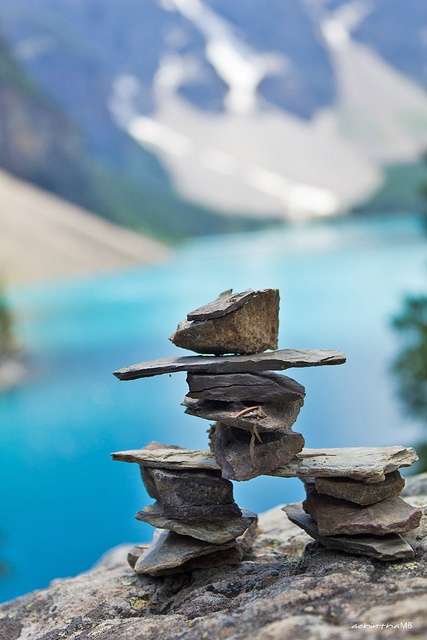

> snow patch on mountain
[108,0,427,220]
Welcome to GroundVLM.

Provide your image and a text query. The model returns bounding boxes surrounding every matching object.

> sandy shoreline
[0,169,170,286]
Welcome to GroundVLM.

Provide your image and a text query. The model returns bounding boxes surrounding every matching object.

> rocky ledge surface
[1,485,427,640]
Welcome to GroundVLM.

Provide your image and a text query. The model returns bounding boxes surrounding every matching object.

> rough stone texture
[113,348,346,380]
[169,289,280,355]
[140,467,241,520]
[284,502,414,561]
[315,471,405,505]
[2,490,427,640]
[135,504,257,544]
[269,445,419,482]
[303,486,422,536]
[183,397,304,433]
[186,371,306,403]
[211,422,305,481]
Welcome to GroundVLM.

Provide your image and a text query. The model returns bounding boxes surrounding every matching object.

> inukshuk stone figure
[112,288,421,572]
[112,288,346,575]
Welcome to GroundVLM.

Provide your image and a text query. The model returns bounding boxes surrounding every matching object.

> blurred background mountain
[0,0,426,239]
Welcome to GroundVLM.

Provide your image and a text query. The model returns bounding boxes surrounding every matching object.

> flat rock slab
[169,288,279,355]
[140,467,241,520]
[269,445,418,483]
[112,445,418,482]
[186,371,306,403]
[111,444,221,472]
[113,348,346,380]
[315,471,405,505]
[183,397,304,433]
[131,530,239,576]
[283,502,414,561]
[129,518,258,576]
[136,503,257,543]
[186,289,260,321]
[303,487,422,536]
[211,422,305,481]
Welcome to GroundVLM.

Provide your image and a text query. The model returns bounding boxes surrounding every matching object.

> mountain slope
[0,169,169,285]
[0,0,426,222]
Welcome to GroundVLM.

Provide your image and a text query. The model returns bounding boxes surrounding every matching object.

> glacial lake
[1,213,427,602]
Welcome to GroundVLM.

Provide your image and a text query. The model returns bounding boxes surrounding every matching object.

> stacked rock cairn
[112,288,422,575]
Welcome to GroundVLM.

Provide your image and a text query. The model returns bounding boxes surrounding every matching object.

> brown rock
[186,371,306,403]
[303,486,422,536]
[211,422,305,481]
[113,348,346,380]
[315,471,405,505]
[183,397,304,433]
[283,502,414,561]
[169,288,279,355]
[135,503,257,544]
[140,467,242,520]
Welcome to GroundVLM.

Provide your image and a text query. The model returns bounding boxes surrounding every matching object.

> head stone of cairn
[169,288,279,355]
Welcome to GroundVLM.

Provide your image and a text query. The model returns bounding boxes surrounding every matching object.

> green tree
[392,295,427,472]
[0,282,15,355]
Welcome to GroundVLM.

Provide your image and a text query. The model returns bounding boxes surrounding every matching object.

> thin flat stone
[303,487,422,536]
[269,446,419,483]
[186,289,256,321]
[113,348,346,380]
[170,289,279,355]
[186,371,306,404]
[140,467,241,520]
[183,397,304,433]
[132,530,238,575]
[283,502,414,561]
[111,444,221,472]
[130,520,258,576]
[315,471,405,505]
[211,422,305,481]
[136,503,257,543]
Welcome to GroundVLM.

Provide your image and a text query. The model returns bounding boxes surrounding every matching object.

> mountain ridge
[0,0,426,224]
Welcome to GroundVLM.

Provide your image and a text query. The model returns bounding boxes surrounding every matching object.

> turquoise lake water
[1,213,427,602]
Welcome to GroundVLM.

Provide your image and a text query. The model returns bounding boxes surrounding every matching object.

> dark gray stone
[130,519,258,576]
[136,503,257,543]
[314,471,405,505]
[113,348,346,380]
[131,530,239,576]
[211,422,305,481]
[169,289,279,355]
[140,467,242,520]
[303,486,422,536]
[186,371,306,403]
[186,289,258,321]
[183,397,304,433]
[283,502,415,561]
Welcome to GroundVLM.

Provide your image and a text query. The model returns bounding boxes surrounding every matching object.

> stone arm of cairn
[112,288,421,573]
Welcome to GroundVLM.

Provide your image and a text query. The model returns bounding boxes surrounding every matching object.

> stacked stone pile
[112,289,346,574]
[112,288,421,572]
[282,448,421,560]
[112,443,257,576]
